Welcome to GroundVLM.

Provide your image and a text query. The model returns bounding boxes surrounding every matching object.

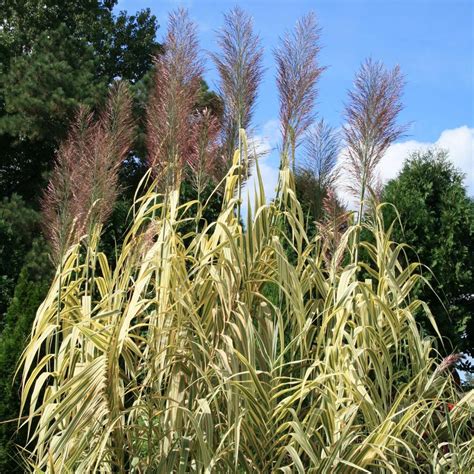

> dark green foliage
[0,238,52,473]
[197,80,224,119]
[0,135,55,202]
[0,1,159,85]
[0,24,102,141]
[382,149,474,364]
[295,171,326,222]
[0,195,49,470]
[0,195,43,323]
[102,8,161,84]
[294,168,346,242]
[179,180,224,235]
[0,0,159,201]
[100,198,135,260]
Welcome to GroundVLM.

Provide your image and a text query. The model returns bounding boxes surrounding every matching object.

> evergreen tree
[0,195,42,322]
[0,0,159,200]
[382,149,474,367]
[0,238,52,472]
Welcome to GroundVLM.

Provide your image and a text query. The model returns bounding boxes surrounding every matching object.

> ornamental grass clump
[19,7,473,474]
[20,136,473,472]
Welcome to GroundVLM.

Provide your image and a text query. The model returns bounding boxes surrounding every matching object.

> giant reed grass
[147,8,204,189]
[20,135,473,472]
[20,8,473,473]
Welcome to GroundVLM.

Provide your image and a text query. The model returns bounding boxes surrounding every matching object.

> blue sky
[118,0,473,195]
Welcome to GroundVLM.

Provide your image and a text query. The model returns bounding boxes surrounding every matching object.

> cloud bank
[378,126,473,191]
[241,124,473,217]
[338,125,474,208]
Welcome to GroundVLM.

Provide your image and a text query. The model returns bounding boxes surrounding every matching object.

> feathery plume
[435,353,462,375]
[212,7,264,169]
[42,82,134,263]
[300,119,340,190]
[343,58,406,215]
[318,187,349,269]
[80,82,134,231]
[147,8,203,188]
[42,109,92,262]
[187,108,221,197]
[295,120,340,222]
[275,12,324,162]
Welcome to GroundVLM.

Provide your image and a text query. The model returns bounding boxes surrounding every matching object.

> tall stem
[353,143,369,268]
[237,122,242,225]
[195,183,202,234]
[54,264,62,391]
[353,179,366,268]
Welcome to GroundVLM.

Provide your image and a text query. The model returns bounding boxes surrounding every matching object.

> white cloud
[240,130,280,219]
[337,125,474,208]
[261,119,281,149]
[248,134,272,157]
[379,126,473,188]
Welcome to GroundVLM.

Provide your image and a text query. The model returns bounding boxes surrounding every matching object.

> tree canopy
[0,0,159,200]
[382,149,474,365]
